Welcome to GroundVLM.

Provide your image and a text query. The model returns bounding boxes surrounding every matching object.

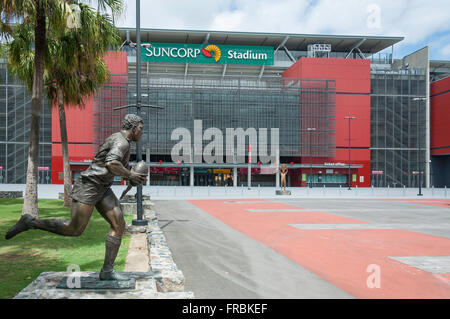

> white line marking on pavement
[389,256,450,274]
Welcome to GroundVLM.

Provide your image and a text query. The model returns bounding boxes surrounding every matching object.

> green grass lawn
[0,199,133,299]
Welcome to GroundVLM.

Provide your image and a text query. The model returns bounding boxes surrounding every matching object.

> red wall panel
[51,51,128,184]
[282,57,371,187]
[52,95,94,143]
[430,77,450,156]
[288,58,371,93]
[336,95,371,148]
[431,76,450,96]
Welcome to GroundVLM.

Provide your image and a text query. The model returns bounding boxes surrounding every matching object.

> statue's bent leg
[5,201,94,239]
[95,189,128,281]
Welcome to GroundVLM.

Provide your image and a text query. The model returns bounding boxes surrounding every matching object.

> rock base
[14,272,194,299]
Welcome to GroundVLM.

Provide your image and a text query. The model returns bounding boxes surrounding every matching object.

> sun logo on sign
[201,44,221,62]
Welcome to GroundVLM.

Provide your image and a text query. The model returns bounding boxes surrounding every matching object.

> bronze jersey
[81,131,130,186]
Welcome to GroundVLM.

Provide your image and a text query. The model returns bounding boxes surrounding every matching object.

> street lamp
[413,97,426,196]
[307,128,316,188]
[344,116,356,190]
[113,1,162,226]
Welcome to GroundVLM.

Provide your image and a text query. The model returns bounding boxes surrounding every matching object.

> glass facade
[0,62,52,184]
[370,69,427,187]
[0,57,428,188]
[95,75,336,161]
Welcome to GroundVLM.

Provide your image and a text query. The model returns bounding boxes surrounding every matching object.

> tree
[47,4,121,206]
[0,0,123,215]
[1,0,67,217]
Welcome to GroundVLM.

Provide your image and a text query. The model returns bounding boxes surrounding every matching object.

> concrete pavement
[2,184,449,298]
[155,198,450,298]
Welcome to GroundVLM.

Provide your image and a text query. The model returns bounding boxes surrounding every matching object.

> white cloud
[117,0,450,59]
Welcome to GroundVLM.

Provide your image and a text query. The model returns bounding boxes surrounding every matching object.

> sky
[112,0,450,61]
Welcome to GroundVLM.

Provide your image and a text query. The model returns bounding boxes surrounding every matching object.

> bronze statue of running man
[5,114,147,281]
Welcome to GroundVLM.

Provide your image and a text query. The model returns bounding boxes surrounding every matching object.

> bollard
[258,184,261,198]
[355,185,358,197]
[339,185,342,196]
[323,184,326,197]
[241,184,244,197]
[387,185,389,197]
[208,185,210,197]
[371,185,374,196]
[403,185,406,197]
[445,186,447,198]
[432,185,434,197]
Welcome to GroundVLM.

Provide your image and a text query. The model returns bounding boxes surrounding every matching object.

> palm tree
[48,4,121,206]
[1,1,67,217]
[5,3,121,206]
[0,0,123,215]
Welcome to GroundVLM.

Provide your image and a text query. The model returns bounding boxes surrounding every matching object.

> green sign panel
[352,174,357,182]
[141,42,274,65]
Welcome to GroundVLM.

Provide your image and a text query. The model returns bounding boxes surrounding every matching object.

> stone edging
[144,209,188,293]
[0,191,23,198]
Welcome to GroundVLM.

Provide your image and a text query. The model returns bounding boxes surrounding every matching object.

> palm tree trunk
[57,87,72,206]
[22,1,46,217]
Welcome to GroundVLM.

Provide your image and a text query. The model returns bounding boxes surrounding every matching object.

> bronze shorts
[71,176,113,205]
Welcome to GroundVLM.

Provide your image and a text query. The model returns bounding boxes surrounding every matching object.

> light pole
[132,0,146,226]
[307,128,316,188]
[344,116,356,190]
[113,1,162,226]
[413,97,426,196]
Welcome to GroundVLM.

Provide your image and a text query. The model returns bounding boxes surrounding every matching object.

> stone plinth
[14,271,194,299]
[276,190,291,195]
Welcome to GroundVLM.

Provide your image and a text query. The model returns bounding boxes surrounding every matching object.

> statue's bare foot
[99,269,129,281]
[5,214,35,240]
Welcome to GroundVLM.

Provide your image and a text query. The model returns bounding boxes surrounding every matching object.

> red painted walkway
[189,199,450,298]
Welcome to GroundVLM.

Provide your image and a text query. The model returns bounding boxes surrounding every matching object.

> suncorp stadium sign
[141,42,274,65]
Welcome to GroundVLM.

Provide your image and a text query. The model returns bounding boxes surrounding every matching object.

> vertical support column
[247,144,251,189]
[146,147,150,186]
[233,150,237,187]
[190,147,194,187]
[425,59,430,188]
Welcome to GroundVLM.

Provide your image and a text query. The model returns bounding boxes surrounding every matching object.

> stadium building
[1,28,449,188]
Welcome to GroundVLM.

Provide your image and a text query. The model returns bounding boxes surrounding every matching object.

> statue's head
[122,114,144,142]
